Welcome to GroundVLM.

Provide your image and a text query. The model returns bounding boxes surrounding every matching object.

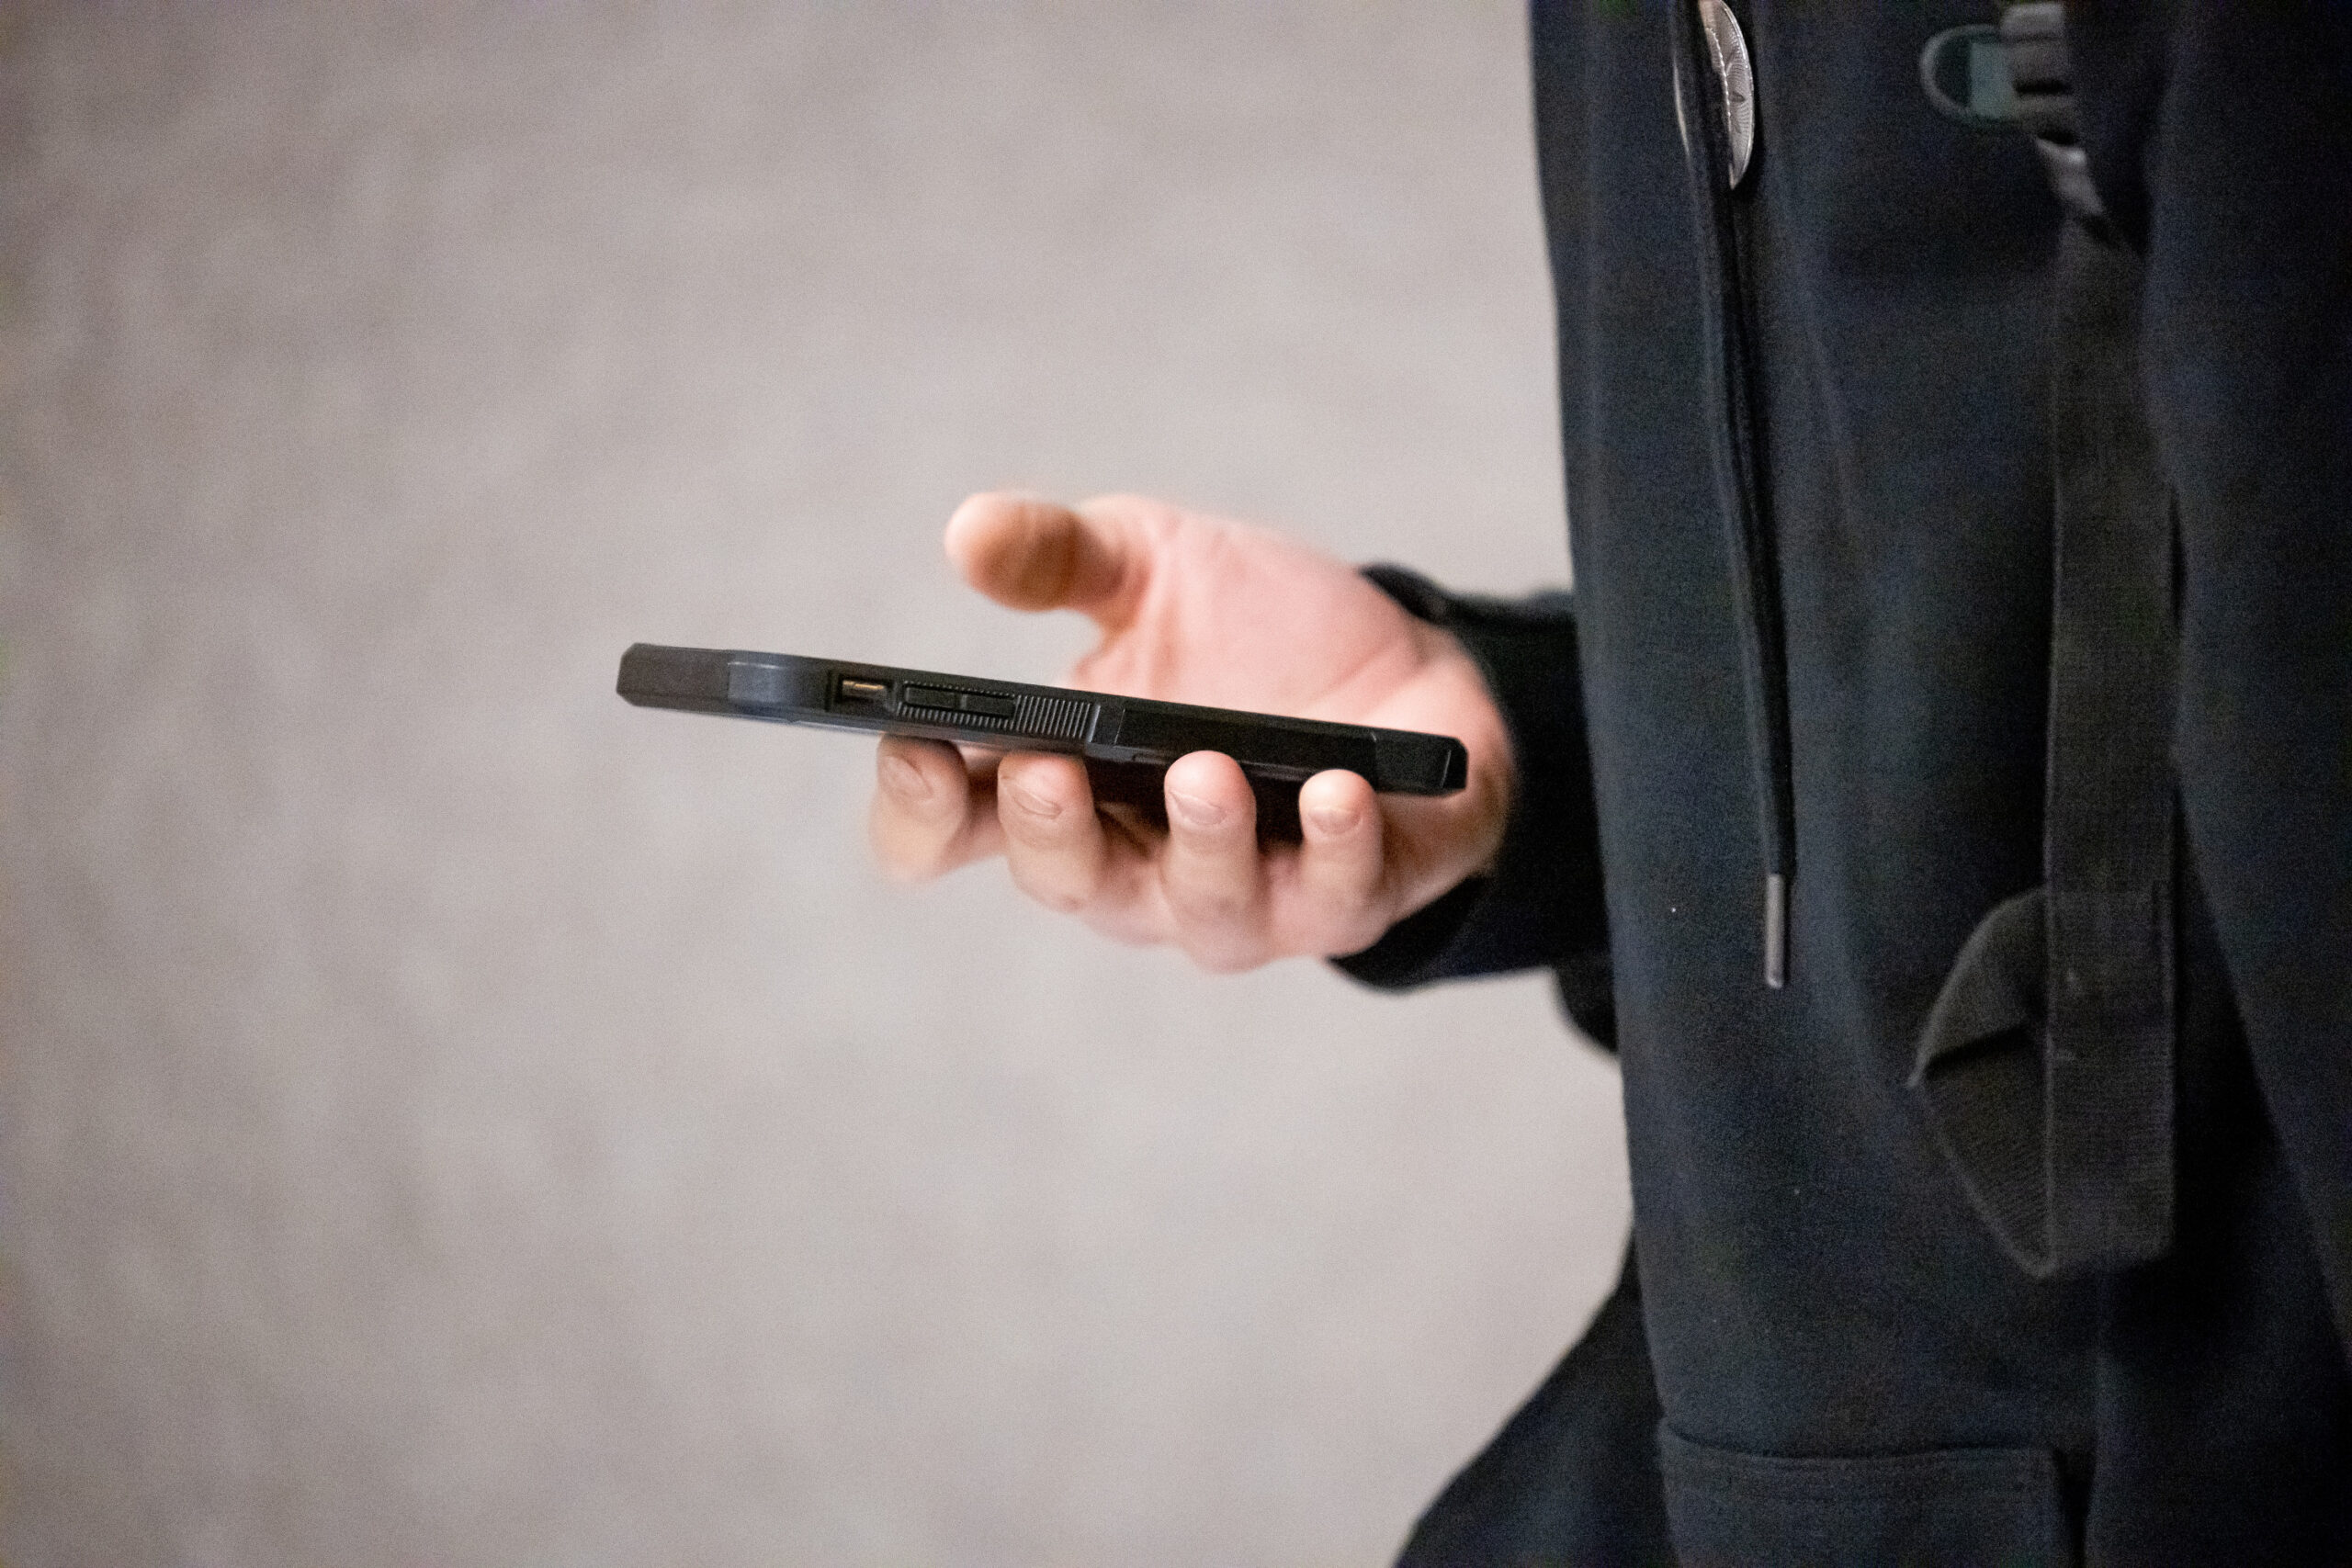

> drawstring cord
[1675,0,1797,988]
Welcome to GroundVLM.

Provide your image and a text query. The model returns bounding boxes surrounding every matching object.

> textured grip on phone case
[1016,693,1095,741]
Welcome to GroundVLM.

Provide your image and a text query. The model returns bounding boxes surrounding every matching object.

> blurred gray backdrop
[0,4,1630,1563]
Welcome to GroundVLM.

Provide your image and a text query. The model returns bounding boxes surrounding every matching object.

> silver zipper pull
[1674,0,1757,190]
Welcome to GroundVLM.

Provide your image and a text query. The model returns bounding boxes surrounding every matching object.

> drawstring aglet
[1764,874,1788,989]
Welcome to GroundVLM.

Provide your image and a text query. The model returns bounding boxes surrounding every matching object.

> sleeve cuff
[1331,565,1611,1033]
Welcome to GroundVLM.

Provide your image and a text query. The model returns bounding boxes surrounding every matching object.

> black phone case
[616,643,1467,840]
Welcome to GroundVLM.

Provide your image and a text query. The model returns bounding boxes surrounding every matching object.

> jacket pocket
[1657,1423,2072,1567]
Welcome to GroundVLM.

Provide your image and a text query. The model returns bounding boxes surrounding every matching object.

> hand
[868,492,1514,972]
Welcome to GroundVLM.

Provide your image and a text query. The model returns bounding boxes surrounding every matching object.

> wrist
[1363,564,1517,880]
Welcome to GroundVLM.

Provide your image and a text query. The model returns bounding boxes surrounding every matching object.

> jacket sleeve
[1331,566,1614,1044]
[2073,3,2352,1348]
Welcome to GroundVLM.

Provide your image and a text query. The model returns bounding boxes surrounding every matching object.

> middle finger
[997,752,1110,913]
[1159,750,1270,971]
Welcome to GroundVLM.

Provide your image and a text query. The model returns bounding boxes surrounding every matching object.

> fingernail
[1167,789,1228,830]
[880,754,929,802]
[1306,803,1362,837]
[1001,774,1063,820]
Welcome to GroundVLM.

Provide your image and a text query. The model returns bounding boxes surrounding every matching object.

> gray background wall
[0,4,1628,1563]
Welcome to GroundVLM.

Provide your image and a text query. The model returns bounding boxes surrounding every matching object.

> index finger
[943,492,1147,628]
[868,736,1005,882]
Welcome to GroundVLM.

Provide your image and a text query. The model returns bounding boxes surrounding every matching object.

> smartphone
[616,643,1467,839]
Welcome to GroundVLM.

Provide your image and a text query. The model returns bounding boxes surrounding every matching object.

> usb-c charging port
[836,677,888,706]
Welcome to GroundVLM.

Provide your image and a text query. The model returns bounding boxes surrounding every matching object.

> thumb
[943,491,1146,627]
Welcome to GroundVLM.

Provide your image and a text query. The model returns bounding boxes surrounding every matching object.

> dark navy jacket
[1347,5,2352,1562]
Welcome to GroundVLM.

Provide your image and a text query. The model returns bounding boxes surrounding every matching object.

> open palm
[869,492,1514,970]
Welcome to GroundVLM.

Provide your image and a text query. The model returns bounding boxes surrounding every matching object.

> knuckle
[1012,866,1091,915]
[1283,884,1391,956]
[1300,842,1383,906]
[998,773,1079,838]
[1167,879,1256,928]
[1000,805,1062,849]
[1006,839,1101,914]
